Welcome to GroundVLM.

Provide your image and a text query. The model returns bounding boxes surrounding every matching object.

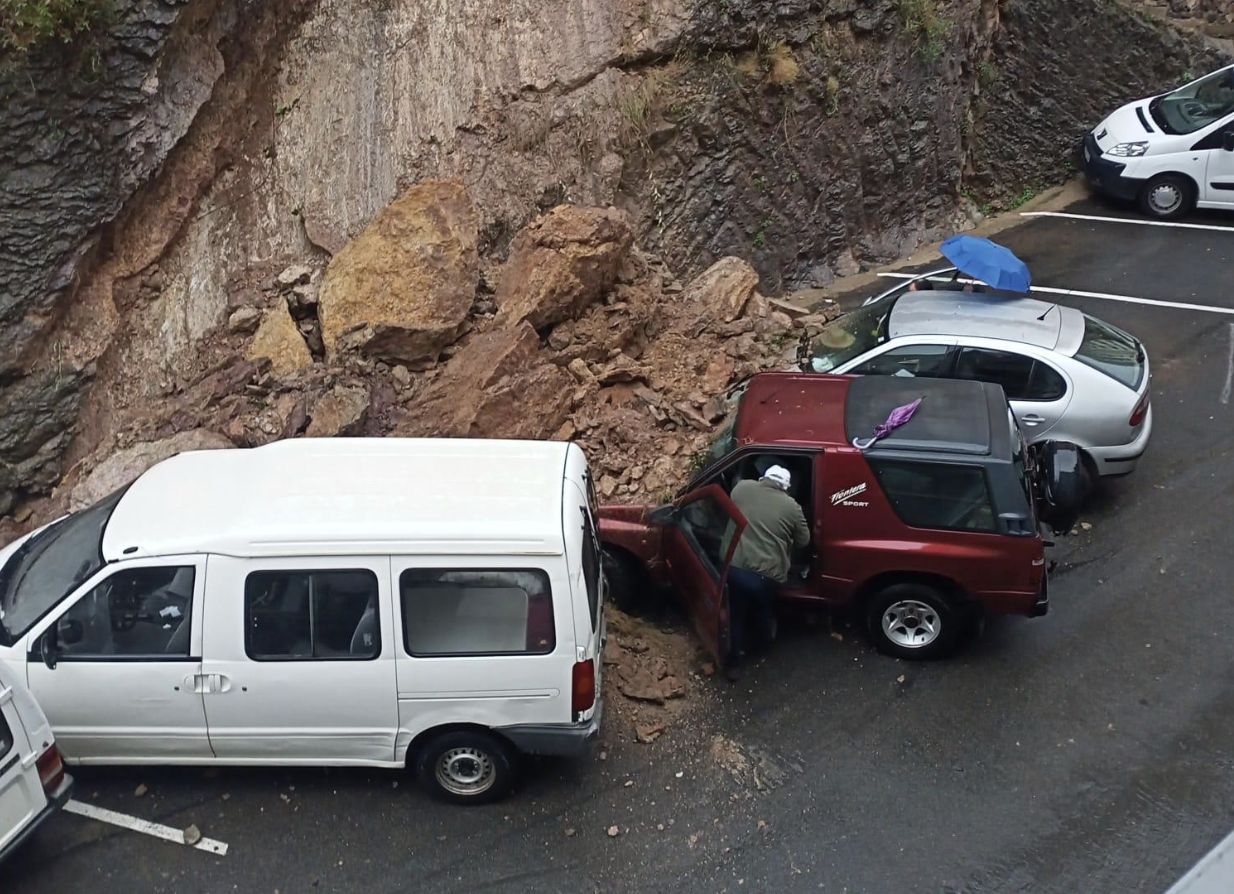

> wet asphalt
[8,193,1234,893]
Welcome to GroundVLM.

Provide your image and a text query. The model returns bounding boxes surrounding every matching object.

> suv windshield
[806,289,901,373]
[1149,67,1234,135]
[1074,314,1144,390]
[0,488,125,645]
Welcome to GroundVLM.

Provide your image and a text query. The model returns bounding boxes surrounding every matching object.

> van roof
[735,373,1006,457]
[102,438,577,560]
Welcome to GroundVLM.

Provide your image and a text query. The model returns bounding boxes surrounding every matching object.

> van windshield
[0,488,125,645]
[806,290,899,373]
[1149,67,1234,135]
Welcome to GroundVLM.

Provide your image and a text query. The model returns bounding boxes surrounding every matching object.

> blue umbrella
[939,235,1032,293]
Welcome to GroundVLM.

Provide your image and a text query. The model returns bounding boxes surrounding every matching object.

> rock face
[68,429,233,511]
[317,180,480,364]
[497,206,634,330]
[0,0,1226,521]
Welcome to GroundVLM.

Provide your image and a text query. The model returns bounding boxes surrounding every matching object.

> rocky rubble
[1,186,836,545]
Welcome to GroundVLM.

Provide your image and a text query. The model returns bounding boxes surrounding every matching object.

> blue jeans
[727,566,779,666]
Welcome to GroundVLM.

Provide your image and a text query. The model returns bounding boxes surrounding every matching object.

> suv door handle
[1022,414,1045,425]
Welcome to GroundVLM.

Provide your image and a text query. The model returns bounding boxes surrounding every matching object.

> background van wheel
[415,730,516,805]
[866,583,965,660]
[1138,174,1195,221]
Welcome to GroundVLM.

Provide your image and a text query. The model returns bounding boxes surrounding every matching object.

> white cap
[762,465,792,490]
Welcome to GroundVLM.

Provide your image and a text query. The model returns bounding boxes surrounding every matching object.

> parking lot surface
[8,193,1234,893]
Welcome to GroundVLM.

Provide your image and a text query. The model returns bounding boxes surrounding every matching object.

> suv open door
[654,485,747,665]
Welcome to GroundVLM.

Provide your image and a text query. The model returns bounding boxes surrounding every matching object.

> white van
[1082,64,1234,219]
[0,438,604,804]
[1,661,72,862]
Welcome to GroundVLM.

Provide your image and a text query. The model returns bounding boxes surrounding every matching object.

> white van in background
[0,661,72,863]
[0,438,604,804]
[1082,64,1234,219]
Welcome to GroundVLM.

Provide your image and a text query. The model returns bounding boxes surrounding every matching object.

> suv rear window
[1074,315,1144,390]
[869,459,997,532]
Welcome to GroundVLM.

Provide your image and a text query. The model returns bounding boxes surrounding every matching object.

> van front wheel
[866,584,965,660]
[1139,174,1195,221]
[415,730,516,805]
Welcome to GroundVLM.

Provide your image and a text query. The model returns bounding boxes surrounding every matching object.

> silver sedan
[804,268,1153,477]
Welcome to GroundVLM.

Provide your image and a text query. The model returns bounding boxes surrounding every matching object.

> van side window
[55,566,196,659]
[400,569,555,657]
[581,509,602,632]
[245,570,380,661]
[868,460,997,532]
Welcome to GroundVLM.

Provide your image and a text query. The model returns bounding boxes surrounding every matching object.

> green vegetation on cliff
[1,0,111,54]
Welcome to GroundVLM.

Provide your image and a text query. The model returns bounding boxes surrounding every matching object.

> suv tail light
[1129,391,1150,428]
[36,744,66,794]
[571,659,596,714]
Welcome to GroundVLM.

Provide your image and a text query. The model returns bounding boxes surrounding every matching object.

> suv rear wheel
[414,730,516,805]
[866,583,965,660]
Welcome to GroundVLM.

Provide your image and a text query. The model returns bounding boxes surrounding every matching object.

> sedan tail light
[571,659,596,714]
[1129,391,1150,428]
[36,744,66,794]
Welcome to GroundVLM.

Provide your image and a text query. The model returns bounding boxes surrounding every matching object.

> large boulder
[684,257,761,323]
[68,429,234,511]
[496,205,634,331]
[410,322,577,440]
[305,384,370,437]
[318,180,480,364]
[248,305,313,376]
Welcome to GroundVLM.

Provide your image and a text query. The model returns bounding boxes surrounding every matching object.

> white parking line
[876,272,1234,316]
[64,799,229,856]
[1223,324,1234,406]
[1021,211,1234,233]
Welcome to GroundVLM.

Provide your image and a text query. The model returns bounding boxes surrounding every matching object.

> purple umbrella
[852,398,923,449]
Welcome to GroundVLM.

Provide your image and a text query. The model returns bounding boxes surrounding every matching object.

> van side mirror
[1223,131,1234,152]
[38,629,60,670]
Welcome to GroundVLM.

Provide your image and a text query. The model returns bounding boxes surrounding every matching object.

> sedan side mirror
[1223,131,1234,152]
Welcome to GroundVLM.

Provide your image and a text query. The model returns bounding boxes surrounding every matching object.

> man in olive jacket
[726,465,811,681]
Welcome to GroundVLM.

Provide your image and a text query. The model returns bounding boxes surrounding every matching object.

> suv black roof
[845,376,1011,458]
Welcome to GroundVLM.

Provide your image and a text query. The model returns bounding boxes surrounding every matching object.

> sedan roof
[888,288,1080,352]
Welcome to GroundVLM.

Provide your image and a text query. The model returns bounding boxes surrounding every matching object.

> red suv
[599,373,1083,660]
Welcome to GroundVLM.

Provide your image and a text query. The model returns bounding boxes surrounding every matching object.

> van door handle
[207,674,232,694]
[182,674,206,694]
[1022,414,1045,426]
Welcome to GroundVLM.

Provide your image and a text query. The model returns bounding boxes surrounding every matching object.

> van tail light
[571,659,596,715]
[36,744,66,794]
[1129,391,1150,428]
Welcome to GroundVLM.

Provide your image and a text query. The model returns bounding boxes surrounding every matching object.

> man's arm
[791,503,811,548]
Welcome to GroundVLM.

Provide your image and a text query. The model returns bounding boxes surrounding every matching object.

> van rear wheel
[866,584,964,660]
[1138,174,1195,221]
[415,730,516,805]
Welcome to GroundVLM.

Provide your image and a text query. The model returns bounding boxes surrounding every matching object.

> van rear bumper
[0,772,73,864]
[499,698,603,758]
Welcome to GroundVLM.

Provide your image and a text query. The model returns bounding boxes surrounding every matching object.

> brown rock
[69,429,233,511]
[305,385,370,437]
[685,257,760,323]
[319,180,479,363]
[617,666,666,704]
[635,722,667,744]
[701,355,735,393]
[227,307,262,334]
[248,306,313,376]
[567,358,596,383]
[276,264,313,288]
[409,323,575,440]
[497,205,634,330]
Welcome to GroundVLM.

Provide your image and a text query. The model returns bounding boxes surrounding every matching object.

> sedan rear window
[1074,315,1144,390]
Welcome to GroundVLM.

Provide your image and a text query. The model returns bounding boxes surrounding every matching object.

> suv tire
[1138,173,1195,221]
[415,730,516,805]
[602,547,651,615]
[866,583,965,660]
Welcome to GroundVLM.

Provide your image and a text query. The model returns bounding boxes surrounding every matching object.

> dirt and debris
[602,607,714,745]
[708,734,794,793]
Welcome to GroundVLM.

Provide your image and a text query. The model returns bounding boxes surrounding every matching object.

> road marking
[1223,324,1234,406]
[876,272,1234,316]
[1165,826,1234,893]
[1021,210,1234,233]
[64,799,229,856]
